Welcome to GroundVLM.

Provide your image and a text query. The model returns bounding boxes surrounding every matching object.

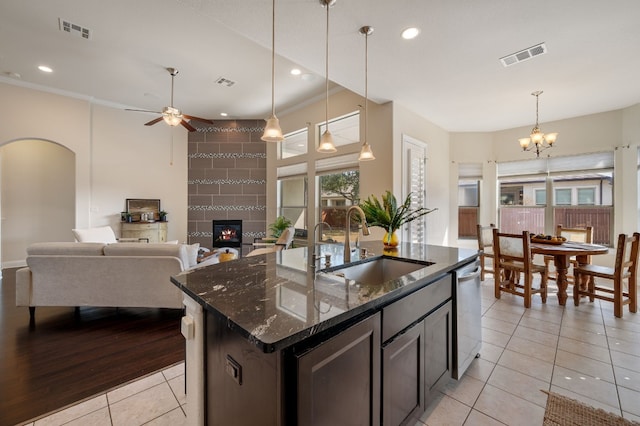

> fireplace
[212,220,242,248]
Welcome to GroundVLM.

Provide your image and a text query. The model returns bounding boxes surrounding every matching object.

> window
[555,188,572,205]
[313,153,361,242]
[279,128,307,159]
[277,176,307,232]
[318,112,360,149]
[577,188,595,205]
[497,152,614,245]
[457,163,482,239]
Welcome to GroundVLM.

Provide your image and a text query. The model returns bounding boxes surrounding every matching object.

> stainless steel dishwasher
[453,259,482,379]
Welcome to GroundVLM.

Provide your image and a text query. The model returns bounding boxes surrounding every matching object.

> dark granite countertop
[171,241,477,353]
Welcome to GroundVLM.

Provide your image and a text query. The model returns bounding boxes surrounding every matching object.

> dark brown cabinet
[425,301,453,403]
[382,320,424,425]
[297,313,381,426]
[381,274,452,425]
[200,273,454,426]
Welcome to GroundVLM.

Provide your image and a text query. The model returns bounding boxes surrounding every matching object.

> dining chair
[476,223,497,281]
[544,225,593,283]
[493,229,548,308]
[573,232,639,318]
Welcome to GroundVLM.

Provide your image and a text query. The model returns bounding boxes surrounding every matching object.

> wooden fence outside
[498,206,612,245]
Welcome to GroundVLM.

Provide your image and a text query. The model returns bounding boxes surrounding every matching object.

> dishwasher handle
[457,261,481,282]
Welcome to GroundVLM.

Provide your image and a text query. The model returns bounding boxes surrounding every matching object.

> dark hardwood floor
[0,268,185,426]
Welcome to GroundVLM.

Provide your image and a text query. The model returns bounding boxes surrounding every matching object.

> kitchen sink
[323,257,434,286]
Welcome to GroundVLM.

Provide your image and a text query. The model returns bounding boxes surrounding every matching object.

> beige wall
[1,140,75,266]
[392,103,451,246]
[0,82,188,267]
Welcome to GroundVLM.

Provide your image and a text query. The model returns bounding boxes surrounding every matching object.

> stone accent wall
[188,120,266,249]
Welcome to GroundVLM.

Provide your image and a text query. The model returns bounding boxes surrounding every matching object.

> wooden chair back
[476,223,496,281]
[573,232,639,317]
[492,229,548,308]
[557,225,593,244]
[545,225,594,283]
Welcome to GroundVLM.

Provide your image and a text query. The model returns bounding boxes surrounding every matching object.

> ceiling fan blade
[126,108,162,114]
[144,117,164,126]
[180,119,196,132]
[182,114,214,124]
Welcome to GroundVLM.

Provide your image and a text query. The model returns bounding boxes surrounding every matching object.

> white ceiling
[1,0,639,132]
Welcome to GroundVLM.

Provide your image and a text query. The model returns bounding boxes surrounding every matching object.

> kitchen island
[171,241,478,425]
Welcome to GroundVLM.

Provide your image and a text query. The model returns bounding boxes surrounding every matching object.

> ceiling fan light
[163,114,182,126]
[162,106,183,126]
[358,142,375,161]
[317,130,337,153]
[261,115,284,142]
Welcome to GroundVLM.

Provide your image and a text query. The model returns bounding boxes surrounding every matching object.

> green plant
[159,210,168,221]
[359,190,437,233]
[268,216,293,238]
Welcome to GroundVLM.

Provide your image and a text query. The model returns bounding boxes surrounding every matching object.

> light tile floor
[21,278,640,426]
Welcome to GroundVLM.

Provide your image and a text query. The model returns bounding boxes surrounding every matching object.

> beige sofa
[16,242,190,321]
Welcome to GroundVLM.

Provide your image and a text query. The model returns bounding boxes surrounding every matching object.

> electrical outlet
[225,355,242,385]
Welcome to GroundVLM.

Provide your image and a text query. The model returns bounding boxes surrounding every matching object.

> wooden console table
[121,222,168,243]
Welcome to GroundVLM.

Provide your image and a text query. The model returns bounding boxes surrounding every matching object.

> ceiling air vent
[59,18,91,39]
[215,77,236,87]
[500,42,546,67]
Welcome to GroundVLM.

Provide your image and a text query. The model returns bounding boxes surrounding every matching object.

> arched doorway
[1,139,75,271]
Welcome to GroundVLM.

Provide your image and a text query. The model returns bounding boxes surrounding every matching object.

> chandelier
[518,90,558,158]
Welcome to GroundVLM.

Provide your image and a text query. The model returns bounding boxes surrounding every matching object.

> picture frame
[126,198,161,222]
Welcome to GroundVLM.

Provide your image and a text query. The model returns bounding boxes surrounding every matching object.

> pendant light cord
[271,0,276,117]
[325,1,330,132]
[535,92,539,127]
[364,30,368,144]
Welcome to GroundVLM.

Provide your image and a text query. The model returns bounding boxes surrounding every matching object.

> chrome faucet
[344,206,370,263]
[310,221,332,268]
[313,221,331,243]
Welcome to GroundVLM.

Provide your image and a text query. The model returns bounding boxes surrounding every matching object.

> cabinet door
[382,321,424,426]
[297,313,381,426]
[424,301,452,403]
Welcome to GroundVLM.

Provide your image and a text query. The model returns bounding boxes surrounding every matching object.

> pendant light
[261,0,284,142]
[518,90,558,158]
[358,26,375,161]
[317,0,337,153]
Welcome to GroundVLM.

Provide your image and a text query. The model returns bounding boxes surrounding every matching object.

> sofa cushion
[72,226,117,243]
[27,242,106,256]
[104,243,189,270]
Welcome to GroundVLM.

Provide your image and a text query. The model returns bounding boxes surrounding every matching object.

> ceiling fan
[126,67,212,131]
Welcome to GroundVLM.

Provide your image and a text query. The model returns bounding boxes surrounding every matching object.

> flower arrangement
[359,190,437,246]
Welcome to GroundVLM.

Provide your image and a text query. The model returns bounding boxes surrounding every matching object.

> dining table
[531,240,609,305]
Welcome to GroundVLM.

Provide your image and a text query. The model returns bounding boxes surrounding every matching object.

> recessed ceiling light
[290,68,302,76]
[38,65,53,73]
[220,112,228,117]
[401,27,420,40]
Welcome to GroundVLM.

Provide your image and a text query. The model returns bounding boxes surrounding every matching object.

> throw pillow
[72,226,117,243]
[185,243,200,267]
